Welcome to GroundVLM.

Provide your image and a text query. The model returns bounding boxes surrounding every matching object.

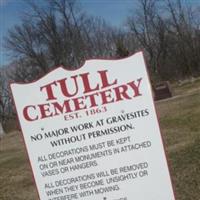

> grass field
[0,80,200,200]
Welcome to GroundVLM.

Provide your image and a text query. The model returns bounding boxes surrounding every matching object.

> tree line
[1,0,200,124]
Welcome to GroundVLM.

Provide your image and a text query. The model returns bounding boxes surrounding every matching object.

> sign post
[11,52,176,200]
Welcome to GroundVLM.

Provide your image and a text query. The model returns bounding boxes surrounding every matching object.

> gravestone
[154,81,172,101]
[0,122,4,137]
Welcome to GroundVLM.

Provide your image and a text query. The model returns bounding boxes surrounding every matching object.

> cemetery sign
[11,52,176,200]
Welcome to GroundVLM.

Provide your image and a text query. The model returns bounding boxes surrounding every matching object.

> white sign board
[11,52,175,200]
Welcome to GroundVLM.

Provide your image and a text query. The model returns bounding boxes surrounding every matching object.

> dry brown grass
[157,84,200,200]
[0,131,38,200]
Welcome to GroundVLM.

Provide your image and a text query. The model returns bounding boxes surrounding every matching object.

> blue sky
[0,0,135,67]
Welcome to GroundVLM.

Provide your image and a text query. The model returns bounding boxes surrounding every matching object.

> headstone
[154,81,172,101]
[10,52,176,200]
[0,122,4,137]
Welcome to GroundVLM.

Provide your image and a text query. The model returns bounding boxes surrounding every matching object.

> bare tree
[165,0,200,78]
[127,0,169,80]
[126,0,200,80]
[5,0,200,83]
[0,70,13,124]
[5,0,89,75]
[5,0,118,80]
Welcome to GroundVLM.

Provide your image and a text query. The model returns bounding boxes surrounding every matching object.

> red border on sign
[9,51,177,200]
